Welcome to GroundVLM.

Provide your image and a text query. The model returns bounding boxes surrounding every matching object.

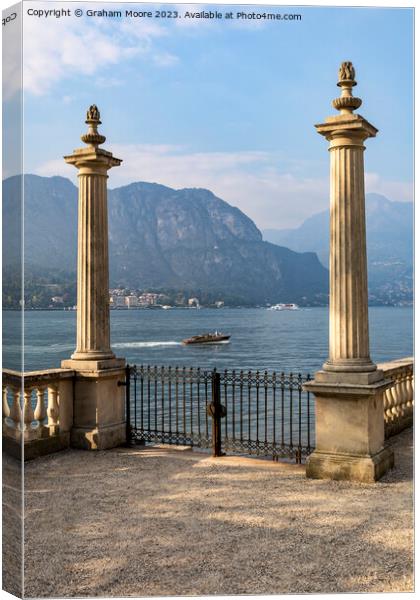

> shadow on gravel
[21,428,413,597]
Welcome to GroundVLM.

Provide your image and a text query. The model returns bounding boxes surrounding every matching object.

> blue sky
[12,2,414,228]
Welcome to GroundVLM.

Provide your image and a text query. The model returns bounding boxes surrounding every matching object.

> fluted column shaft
[325,134,373,372]
[316,115,378,374]
[74,170,112,360]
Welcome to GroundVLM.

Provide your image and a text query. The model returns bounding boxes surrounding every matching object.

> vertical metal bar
[147,366,151,433]
[197,367,201,439]
[224,370,228,439]
[298,373,302,463]
[289,373,293,453]
[175,367,179,439]
[240,371,243,443]
[190,367,193,437]
[281,372,285,448]
[264,370,268,447]
[154,366,158,437]
[133,368,137,431]
[307,374,311,452]
[125,365,131,446]
[248,371,251,447]
[168,367,172,442]
[205,372,209,442]
[232,370,236,442]
[182,367,186,440]
[273,372,276,457]
[140,367,144,431]
[256,370,260,452]
[161,366,165,438]
[211,370,222,457]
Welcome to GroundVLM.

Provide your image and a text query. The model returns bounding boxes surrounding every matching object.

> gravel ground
[13,428,414,597]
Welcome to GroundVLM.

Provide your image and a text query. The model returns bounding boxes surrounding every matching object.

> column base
[312,368,386,386]
[62,357,125,371]
[71,422,126,450]
[322,357,377,373]
[71,350,116,361]
[306,446,394,483]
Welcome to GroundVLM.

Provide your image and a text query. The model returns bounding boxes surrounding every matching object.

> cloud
[35,144,412,229]
[94,76,124,88]
[20,3,178,96]
[35,143,413,231]
[35,143,329,229]
[152,52,179,67]
[365,172,413,203]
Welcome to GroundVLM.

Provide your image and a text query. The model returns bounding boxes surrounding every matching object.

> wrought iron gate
[123,365,315,463]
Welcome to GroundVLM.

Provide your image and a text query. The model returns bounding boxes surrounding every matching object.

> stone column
[62,106,126,450]
[304,63,394,482]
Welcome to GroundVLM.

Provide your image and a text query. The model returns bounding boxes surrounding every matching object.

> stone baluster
[405,368,412,410]
[400,369,408,416]
[34,386,47,432]
[406,369,414,409]
[9,386,22,432]
[47,384,60,435]
[23,388,34,432]
[397,374,403,416]
[383,386,393,423]
[390,378,400,419]
[392,374,401,417]
[3,385,10,419]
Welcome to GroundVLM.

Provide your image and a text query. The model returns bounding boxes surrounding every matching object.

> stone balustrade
[2,357,413,460]
[2,368,75,459]
[378,357,414,438]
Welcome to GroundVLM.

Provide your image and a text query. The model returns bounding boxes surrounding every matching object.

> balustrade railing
[2,357,413,459]
[378,357,414,438]
[2,369,74,447]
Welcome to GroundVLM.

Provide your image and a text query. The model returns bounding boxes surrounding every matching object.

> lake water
[2,307,413,374]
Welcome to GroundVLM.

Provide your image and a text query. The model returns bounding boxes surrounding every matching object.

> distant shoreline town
[108,289,224,310]
[3,285,413,312]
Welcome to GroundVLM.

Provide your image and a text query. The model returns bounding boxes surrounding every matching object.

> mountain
[264,194,413,304]
[2,175,328,306]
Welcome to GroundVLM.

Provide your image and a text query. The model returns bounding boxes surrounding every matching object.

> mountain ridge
[263,193,413,304]
[2,174,328,306]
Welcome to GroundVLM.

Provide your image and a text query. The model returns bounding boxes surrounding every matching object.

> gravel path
[18,428,414,596]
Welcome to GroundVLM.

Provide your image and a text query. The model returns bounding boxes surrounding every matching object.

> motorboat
[267,303,299,311]
[182,331,231,345]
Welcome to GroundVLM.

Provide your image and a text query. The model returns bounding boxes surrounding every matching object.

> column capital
[315,61,378,144]
[64,147,122,173]
[315,113,378,144]
[64,104,122,172]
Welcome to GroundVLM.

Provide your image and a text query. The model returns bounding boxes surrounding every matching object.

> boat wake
[112,341,182,348]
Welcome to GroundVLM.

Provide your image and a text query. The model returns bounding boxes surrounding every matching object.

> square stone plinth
[61,358,126,450]
[304,375,394,482]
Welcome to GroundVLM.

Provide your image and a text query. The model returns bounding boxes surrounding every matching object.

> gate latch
[207,402,227,419]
